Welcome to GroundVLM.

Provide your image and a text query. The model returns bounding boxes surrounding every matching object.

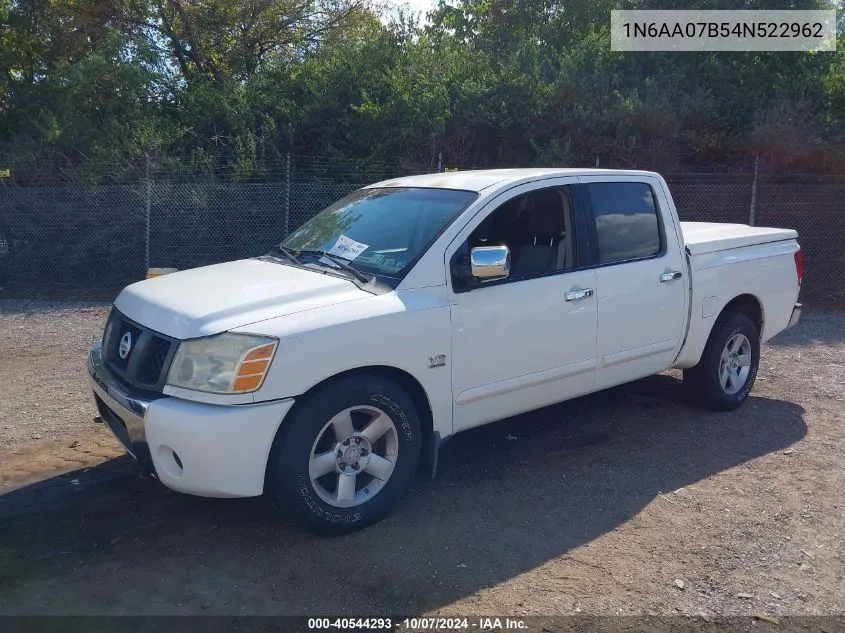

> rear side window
[587,183,661,264]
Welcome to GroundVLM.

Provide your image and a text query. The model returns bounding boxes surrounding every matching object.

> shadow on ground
[767,307,845,348]
[0,373,806,615]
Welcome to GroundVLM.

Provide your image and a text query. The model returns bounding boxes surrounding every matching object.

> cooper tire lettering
[369,393,412,441]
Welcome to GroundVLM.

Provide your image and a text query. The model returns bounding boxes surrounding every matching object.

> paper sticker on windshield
[327,235,369,261]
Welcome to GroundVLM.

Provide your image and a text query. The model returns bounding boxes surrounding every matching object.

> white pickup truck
[88,169,802,534]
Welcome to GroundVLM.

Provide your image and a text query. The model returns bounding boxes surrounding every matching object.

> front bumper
[788,303,802,328]
[88,343,159,476]
[88,343,295,497]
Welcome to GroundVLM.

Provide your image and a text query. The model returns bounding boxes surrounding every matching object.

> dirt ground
[0,301,843,619]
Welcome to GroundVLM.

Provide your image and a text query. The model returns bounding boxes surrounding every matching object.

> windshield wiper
[295,249,372,283]
[266,245,301,264]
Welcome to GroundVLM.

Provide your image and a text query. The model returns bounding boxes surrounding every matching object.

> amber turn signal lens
[233,374,264,391]
[243,344,275,362]
[233,342,277,392]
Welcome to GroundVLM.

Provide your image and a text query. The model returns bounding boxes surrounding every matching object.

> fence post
[284,152,291,237]
[145,153,151,272]
[749,154,759,226]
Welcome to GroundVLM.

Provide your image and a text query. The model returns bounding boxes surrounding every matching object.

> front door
[446,179,598,433]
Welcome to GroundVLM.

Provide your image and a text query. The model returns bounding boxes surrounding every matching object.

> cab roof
[365,168,660,193]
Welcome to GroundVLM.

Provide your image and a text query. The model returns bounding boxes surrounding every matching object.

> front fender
[237,287,455,442]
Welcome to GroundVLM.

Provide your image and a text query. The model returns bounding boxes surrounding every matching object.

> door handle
[564,288,594,301]
[660,271,683,283]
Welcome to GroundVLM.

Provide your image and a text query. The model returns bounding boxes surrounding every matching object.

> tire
[266,373,422,535]
[683,312,760,412]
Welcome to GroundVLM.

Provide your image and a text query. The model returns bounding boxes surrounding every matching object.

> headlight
[167,333,278,394]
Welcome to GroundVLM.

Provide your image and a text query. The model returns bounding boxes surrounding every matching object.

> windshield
[280,187,477,279]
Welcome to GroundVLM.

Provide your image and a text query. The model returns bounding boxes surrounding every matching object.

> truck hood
[114,259,372,339]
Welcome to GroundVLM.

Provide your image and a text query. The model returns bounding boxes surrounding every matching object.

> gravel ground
[0,300,110,447]
[0,300,843,619]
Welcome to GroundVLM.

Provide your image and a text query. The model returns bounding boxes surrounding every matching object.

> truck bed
[681,222,798,256]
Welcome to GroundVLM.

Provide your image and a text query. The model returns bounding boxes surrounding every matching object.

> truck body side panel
[673,239,800,369]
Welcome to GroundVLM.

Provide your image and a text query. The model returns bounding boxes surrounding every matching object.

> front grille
[112,321,142,372]
[102,309,177,393]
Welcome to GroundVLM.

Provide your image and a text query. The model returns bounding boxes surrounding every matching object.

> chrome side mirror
[470,245,511,281]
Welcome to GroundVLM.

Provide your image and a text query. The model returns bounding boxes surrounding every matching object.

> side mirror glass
[470,245,511,281]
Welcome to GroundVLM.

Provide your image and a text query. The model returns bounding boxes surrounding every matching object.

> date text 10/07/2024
[307,618,528,630]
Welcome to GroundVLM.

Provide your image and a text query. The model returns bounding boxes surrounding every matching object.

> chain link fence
[665,173,845,298]
[0,156,842,300]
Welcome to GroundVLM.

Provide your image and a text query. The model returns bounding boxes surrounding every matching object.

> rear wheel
[266,373,422,535]
[684,312,760,411]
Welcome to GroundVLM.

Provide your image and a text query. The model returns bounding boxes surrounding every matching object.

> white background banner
[611,10,838,52]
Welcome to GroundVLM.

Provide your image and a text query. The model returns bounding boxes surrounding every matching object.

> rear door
[578,176,687,391]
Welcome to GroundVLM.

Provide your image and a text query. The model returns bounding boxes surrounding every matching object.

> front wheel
[683,312,761,411]
[266,373,422,535]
